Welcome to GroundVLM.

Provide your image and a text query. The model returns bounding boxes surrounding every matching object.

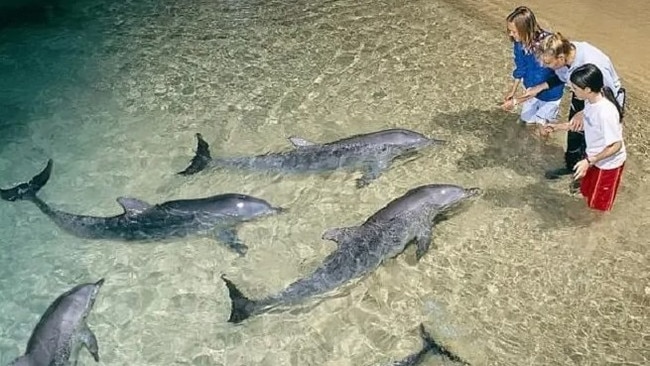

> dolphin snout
[465,187,482,197]
[272,206,287,214]
[95,278,105,287]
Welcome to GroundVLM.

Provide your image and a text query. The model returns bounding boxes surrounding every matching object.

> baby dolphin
[0,160,283,255]
[8,279,104,366]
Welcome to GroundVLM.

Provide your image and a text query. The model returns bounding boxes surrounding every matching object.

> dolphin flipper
[0,159,53,202]
[322,226,359,244]
[414,227,433,261]
[356,161,389,188]
[78,324,100,362]
[178,133,212,176]
[214,227,248,256]
[288,136,316,148]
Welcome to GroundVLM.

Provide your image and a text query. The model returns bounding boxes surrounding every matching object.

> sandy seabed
[0,0,648,365]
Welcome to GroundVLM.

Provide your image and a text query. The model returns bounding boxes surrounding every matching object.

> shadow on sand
[430,107,592,229]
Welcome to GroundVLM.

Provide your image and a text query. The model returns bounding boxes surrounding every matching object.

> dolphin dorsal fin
[322,226,358,245]
[288,136,316,148]
[117,197,152,216]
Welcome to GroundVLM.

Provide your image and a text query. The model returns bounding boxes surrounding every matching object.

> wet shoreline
[443,0,650,105]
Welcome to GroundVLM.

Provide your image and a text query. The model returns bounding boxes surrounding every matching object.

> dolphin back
[0,160,52,202]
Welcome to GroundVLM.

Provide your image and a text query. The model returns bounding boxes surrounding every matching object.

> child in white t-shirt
[546,63,625,211]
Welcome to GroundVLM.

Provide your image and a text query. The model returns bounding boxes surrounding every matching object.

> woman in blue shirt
[501,6,564,126]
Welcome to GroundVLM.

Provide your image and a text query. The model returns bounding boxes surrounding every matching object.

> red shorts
[580,163,625,211]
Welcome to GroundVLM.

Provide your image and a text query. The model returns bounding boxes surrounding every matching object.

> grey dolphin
[221,183,480,323]
[386,323,469,366]
[178,128,445,187]
[0,160,283,255]
[8,279,104,366]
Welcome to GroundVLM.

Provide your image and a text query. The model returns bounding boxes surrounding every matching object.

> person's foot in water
[545,167,573,180]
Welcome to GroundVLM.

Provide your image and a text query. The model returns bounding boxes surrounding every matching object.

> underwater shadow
[482,181,594,230]
[0,103,32,155]
[0,0,65,30]
[430,107,590,229]
[431,107,565,177]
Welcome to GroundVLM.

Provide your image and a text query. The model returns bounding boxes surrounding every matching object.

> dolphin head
[416,184,481,211]
[376,129,443,150]
[220,194,285,219]
[64,278,104,318]
[376,128,446,151]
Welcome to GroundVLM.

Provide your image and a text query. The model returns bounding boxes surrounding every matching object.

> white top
[555,42,623,101]
[583,97,626,169]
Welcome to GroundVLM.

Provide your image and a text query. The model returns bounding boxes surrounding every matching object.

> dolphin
[386,323,469,366]
[0,160,283,255]
[178,128,445,187]
[8,279,104,366]
[221,183,480,323]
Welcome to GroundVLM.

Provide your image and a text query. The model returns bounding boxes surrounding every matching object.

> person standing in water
[546,63,626,211]
[520,32,626,181]
[501,6,564,127]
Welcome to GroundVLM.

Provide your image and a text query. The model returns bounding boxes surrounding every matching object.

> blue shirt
[512,39,564,102]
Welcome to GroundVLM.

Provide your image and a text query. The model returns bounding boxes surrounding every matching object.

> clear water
[1,0,647,365]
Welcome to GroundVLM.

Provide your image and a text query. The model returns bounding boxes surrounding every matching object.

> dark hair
[570,63,624,120]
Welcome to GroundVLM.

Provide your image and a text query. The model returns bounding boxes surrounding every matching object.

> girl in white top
[547,63,626,211]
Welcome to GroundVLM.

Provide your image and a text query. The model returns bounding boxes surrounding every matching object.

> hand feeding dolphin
[385,323,469,366]
[178,128,445,187]
[8,279,104,366]
[0,160,283,255]
[222,183,480,323]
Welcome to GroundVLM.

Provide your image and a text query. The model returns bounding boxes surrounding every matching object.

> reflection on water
[0,0,648,365]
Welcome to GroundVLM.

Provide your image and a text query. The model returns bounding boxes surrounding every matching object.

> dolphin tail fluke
[418,323,469,365]
[221,275,258,323]
[0,159,53,202]
[178,133,212,176]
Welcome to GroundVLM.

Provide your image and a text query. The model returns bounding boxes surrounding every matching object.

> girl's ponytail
[602,87,624,122]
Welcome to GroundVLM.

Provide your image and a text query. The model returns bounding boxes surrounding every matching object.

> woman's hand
[500,98,515,111]
[569,112,584,132]
[519,84,545,99]
[543,122,570,134]
[573,159,590,180]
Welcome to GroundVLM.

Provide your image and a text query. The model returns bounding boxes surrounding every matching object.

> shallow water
[0,0,648,365]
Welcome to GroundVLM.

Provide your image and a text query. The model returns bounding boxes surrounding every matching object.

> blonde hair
[538,32,574,58]
[506,6,542,49]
